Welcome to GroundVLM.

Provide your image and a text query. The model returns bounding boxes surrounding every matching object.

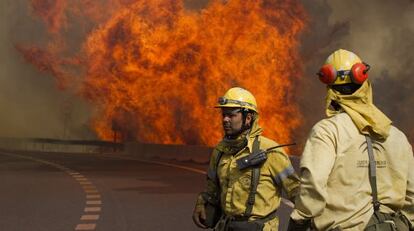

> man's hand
[287,218,311,231]
[192,203,207,229]
[193,194,208,229]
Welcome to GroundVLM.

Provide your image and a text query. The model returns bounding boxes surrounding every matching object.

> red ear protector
[317,62,370,85]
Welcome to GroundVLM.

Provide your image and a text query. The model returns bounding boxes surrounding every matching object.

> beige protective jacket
[197,120,299,231]
[291,113,414,230]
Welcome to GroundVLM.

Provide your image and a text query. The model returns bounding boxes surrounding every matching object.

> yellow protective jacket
[291,113,414,230]
[197,119,299,230]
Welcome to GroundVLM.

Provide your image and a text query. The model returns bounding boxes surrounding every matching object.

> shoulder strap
[214,151,223,171]
[245,136,261,217]
[366,135,380,211]
[215,151,224,184]
[208,151,224,204]
[207,150,224,183]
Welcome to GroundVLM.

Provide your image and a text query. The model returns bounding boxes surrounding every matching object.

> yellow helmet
[318,49,370,85]
[215,87,258,113]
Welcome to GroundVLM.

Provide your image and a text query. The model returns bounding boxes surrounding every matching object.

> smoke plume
[297,0,414,145]
[0,0,93,139]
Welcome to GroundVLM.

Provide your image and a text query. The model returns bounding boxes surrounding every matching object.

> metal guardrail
[0,137,123,153]
[28,138,123,147]
[0,137,300,170]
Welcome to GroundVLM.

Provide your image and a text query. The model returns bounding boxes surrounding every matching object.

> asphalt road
[0,150,292,231]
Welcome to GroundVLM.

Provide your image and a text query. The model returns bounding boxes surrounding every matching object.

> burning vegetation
[18,0,307,146]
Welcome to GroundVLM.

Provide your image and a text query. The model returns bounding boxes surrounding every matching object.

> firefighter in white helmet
[192,87,299,231]
[288,49,414,230]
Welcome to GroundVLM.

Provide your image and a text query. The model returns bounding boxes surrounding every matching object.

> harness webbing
[211,136,262,219]
[366,135,380,211]
[245,136,261,217]
[214,151,224,200]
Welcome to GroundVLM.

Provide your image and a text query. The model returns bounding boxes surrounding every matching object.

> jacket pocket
[238,172,252,190]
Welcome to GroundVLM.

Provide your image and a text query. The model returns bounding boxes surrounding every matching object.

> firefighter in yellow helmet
[288,49,414,230]
[192,87,300,231]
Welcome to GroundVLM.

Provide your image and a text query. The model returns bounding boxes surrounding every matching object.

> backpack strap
[215,151,224,182]
[245,136,261,217]
[205,150,224,205]
[366,135,380,211]
[214,151,224,197]
[207,150,223,184]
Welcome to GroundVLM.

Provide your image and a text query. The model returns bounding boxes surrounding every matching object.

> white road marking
[75,223,96,230]
[86,200,102,205]
[84,207,101,212]
[99,153,204,174]
[68,172,81,175]
[0,151,103,230]
[79,181,92,185]
[81,215,100,220]
[86,195,101,199]
[100,153,295,208]
[73,175,86,180]
[84,189,99,194]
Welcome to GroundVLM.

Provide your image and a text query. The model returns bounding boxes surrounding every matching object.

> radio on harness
[236,143,296,170]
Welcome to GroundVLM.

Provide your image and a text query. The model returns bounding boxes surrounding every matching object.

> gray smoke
[0,0,93,139]
[297,0,414,144]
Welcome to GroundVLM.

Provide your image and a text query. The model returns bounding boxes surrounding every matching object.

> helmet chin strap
[241,110,250,130]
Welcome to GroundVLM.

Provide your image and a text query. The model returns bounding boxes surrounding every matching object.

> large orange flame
[18,0,307,147]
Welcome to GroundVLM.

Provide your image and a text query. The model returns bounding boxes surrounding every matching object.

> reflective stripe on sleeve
[273,165,295,186]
